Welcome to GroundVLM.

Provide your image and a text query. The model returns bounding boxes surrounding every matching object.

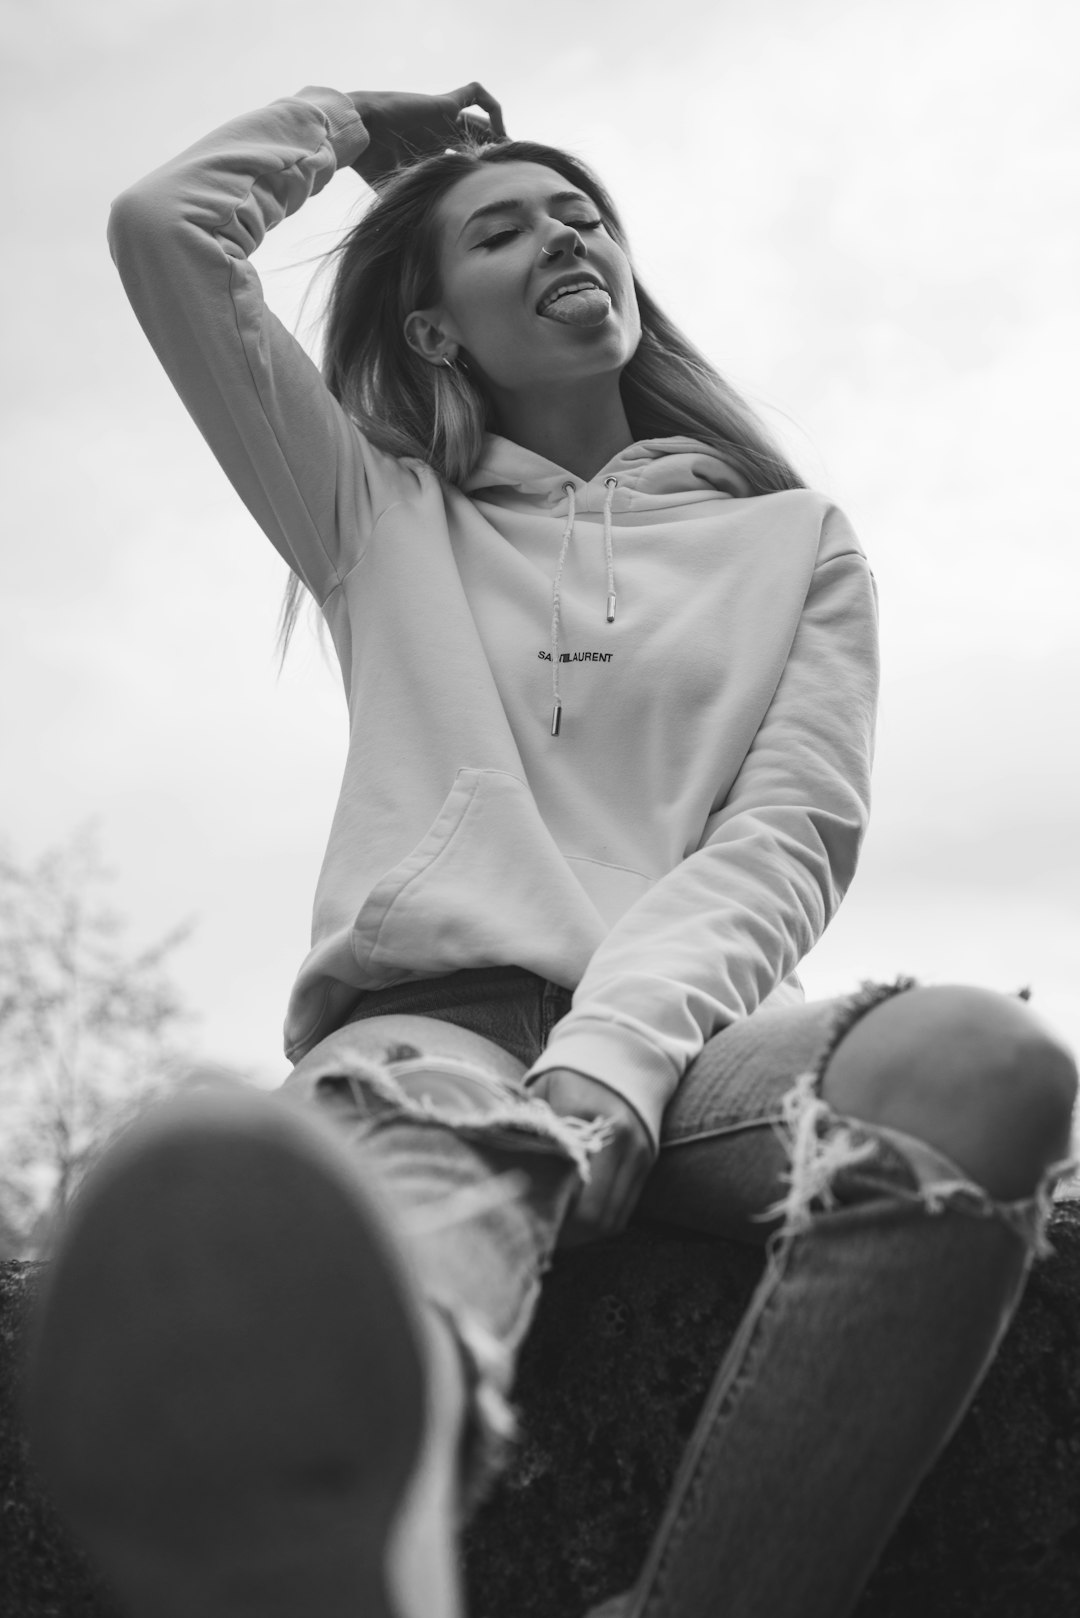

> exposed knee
[820,984,1078,1202]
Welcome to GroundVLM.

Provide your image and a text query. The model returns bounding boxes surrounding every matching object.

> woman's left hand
[527,1068,655,1247]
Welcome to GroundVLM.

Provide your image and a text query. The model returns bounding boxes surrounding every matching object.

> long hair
[277,134,807,660]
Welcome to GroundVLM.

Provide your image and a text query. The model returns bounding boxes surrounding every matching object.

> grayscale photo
[2,2,1078,1615]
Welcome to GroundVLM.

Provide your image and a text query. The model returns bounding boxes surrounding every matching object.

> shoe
[24,1085,464,1618]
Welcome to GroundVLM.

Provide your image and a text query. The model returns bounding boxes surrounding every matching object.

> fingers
[450,81,508,140]
[561,1162,616,1248]
[568,1168,637,1245]
[563,1126,650,1246]
[603,1145,648,1235]
[529,1068,652,1245]
[479,89,508,140]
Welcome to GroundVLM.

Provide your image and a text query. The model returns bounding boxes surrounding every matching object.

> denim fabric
[282,966,1075,1616]
[282,967,597,1511]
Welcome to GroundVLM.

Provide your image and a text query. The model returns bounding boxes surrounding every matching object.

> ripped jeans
[282,966,1076,1618]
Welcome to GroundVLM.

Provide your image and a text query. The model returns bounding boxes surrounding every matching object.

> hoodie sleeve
[524,505,880,1153]
[106,86,404,603]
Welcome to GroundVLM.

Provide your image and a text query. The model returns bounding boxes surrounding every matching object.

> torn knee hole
[756,1069,880,1236]
[810,974,921,1092]
[313,1062,614,1180]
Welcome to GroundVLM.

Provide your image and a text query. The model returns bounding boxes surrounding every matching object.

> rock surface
[3,1206,1080,1617]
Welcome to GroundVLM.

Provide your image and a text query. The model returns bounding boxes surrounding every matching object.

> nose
[539,224,589,260]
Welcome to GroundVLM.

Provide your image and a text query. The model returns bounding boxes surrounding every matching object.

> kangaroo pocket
[350,767,607,985]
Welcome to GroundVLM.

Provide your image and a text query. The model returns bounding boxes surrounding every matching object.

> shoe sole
[24,1086,429,1618]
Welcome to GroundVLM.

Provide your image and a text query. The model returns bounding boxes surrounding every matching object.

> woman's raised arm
[106,86,497,603]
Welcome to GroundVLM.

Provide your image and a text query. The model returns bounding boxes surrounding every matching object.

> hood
[462,432,753,503]
[462,433,754,736]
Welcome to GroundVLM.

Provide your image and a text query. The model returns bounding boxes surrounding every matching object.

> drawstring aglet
[606,592,617,624]
[551,699,562,737]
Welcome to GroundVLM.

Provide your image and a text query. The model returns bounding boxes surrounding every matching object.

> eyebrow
[458,191,596,239]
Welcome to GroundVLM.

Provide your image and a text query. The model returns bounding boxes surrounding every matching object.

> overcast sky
[2,0,1077,1098]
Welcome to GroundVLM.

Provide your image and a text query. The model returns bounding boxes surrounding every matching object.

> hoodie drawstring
[550,476,618,737]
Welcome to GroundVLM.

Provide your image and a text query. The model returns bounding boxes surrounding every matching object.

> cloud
[3,0,1078,1081]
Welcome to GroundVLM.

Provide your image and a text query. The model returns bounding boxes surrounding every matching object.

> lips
[535,273,610,316]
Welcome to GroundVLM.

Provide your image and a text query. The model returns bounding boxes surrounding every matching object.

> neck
[487,376,634,482]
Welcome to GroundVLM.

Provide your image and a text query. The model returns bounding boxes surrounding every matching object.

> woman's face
[404,162,641,395]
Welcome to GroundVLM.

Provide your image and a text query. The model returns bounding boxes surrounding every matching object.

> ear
[403,309,453,366]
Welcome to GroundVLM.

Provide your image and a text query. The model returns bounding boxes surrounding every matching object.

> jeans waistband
[349,965,555,1022]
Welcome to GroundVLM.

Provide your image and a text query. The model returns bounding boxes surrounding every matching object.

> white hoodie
[107,86,880,1152]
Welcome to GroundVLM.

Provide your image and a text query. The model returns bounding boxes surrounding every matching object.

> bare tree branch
[0,825,203,1255]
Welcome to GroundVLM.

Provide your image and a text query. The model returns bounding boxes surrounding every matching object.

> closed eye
[480,219,603,248]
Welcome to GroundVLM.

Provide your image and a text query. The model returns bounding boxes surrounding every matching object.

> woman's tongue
[540,288,612,327]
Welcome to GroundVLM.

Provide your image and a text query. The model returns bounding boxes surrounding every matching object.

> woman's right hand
[348,84,508,187]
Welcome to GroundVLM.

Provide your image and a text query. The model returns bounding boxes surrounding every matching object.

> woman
[28,81,1078,1618]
